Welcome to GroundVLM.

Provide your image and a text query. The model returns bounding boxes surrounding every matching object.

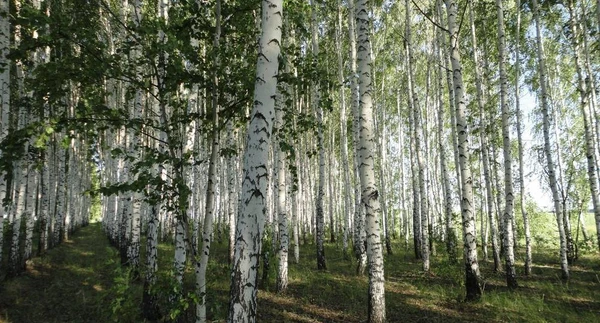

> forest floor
[1,223,600,322]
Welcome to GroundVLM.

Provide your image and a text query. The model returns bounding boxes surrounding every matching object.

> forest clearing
[1,0,600,322]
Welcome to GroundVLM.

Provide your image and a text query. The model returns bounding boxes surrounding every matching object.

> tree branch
[412,0,450,33]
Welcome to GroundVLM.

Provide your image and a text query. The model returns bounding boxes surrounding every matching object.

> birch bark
[445,0,482,300]
[275,93,288,292]
[349,0,367,275]
[566,0,600,254]
[227,0,282,321]
[496,0,517,288]
[310,0,326,271]
[196,1,221,320]
[0,0,9,265]
[532,0,569,280]
[336,0,352,259]
[356,0,386,321]
[514,0,532,275]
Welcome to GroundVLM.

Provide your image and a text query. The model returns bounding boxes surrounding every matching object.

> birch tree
[566,0,600,254]
[445,0,482,300]
[227,0,282,321]
[496,0,517,288]
[349,0,367,275]
[311,0,326,271]
[436,0,454,263]
[275,91,288,292]
[336,0,352,260]
[0,0,9,268]
[196,1,221,320]
[356,0,386,321]
[514,0,532,276]
[532,0,569,280]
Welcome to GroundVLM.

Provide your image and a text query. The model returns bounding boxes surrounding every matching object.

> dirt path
[0,223,119,323]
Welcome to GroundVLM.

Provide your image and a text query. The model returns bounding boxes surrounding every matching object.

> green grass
[1,223,600,322]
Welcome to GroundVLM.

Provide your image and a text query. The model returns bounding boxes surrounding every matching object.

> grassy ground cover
[1,222,599,322]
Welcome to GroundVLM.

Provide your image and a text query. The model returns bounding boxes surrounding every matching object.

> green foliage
[109,266,139,322]
[2,224,600,322]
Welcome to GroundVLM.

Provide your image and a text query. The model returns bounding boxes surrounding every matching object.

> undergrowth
[1,222,599,322]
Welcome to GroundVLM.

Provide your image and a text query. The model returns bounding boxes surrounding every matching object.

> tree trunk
[355,1,386,321]
[227,0,282,321]
[406,0,428,270]
[196,1,221,320]
[436,0,455,262]
[0,0,9,266]
[496,0,517,288]
[566,0,600,255]
[337,0,352,259]
[532,0,569,281]
[275,93,288,292]
[467,0,500,272]
[514,0,531,276]
[397,91,409,250]
[349,0,367,275]
[311,0,326,271]
[445,0,482,301]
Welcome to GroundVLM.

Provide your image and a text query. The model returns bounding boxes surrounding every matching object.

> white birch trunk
[397,92,409,250]
[142,202,160,320]
[356,1,386,321]
[0,0,10,266]
[514,0,532,275]
[227,0,282,321]
[496,0,517,288]
[227,124,237,264]
[23,158,37,263]
[196,2,221,320]
[532,0,569,280]
[9,104,28,275]
[348,0,367,275]
[445,0,482,300]
[467,0,500,272]
[275,96,288,292]
[566,0,600,254]
[406,0,429,271]
[310,0,326,270]
[436,0,455,262]
[336,2,352,258]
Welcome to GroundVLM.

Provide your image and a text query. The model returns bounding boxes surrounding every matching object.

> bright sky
[520,89,553,210]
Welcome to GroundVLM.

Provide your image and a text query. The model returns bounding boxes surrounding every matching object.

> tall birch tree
[349,0,367,275]
[311,0,326,270]
[0,0,9,267]
[227,0,282,321]
[496,0,517,288]
[445,0,482,300]
[532,0,569,280]
[566,0,600,253]
[356,0,386,321]
[514,0,532,276]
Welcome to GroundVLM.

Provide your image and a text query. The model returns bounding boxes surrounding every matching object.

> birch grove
[0,0,599,321]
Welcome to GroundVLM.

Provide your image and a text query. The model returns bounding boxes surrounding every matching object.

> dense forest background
[1,0,600,322]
